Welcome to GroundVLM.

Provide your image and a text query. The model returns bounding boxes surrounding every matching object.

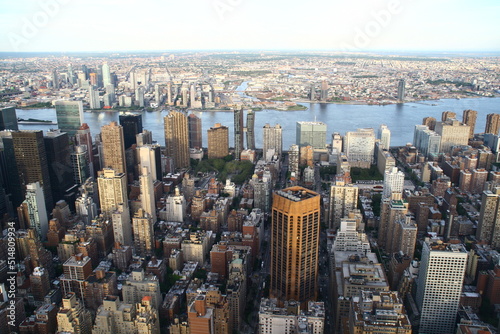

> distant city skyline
[0,0,499,52]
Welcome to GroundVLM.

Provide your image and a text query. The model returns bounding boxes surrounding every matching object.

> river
[15,97,500,149]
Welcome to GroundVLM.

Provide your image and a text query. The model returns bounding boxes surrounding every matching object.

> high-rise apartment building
[97,168,128,214]
[112,203,132,247]
[422,116,436,131]
[258,299,325,334]
[349,291,411,333]
[188,113,202,149]
[207,123,229,159]
[12,130,53,211]
[397,79,405,102]
[462,109,477,139]
[378,194,408,249]
[328,175,358,230]
[122,269,162,310]
[288,144,300,179]
[383,167,405,199]
[101,121,127,174]
[54,100,84,136]
[60,254,93,304]
[378,124,391,150]
[320,80,329,101]
[88,85,100,109]
[234,109,244,159]
[30,266,50,302]
[296,121,327,149]
[57,292,93,334]
[164,111,190,170]
[485,113,500,135]
[477,189,500,248]
[270,187,320,308]
[119,113,143,149]
[93,295,160,334]
[441,111,457,122]
[413,125,441,158]
[263,123,283,157]
[133,208,154,257]
[434,119,470,153]
[416,240,467,334]
[246,111,255,150]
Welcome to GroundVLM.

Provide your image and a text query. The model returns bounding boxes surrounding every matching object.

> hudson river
[16,97,500,149]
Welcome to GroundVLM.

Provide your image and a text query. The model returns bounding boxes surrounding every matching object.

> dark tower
[119,113,143,149]
[246,111,255,150]
[234,109,244,159]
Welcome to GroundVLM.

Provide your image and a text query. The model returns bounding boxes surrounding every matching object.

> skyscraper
[71,145,90,185]
[139,166,157,223]
[164,111,190,170]
[88,85,101,109]
[97,168,128,214]
[476,189,500,248]
[413,125,441,158]
[137,144,162,182]
[102,62,112,87]
[397,79,405,102]
[377,124,391,150]
[54,100,83,136]
[262,124,283,157]
[12,130,53,212]
[234,109,244,159]
[44,130,74,204]
[462,109,477,139]
[75,123,94,166]
[270,186,320,308]
[133,208,154,257]
[416,240,467,334]
[296,121,327,149]
[23,182,48,240]
[101,121,127,174]
[246,111,255,150]
[112,203,132,247]
[288,144,300,179]
[328,175,358,230]
[485,113,500,135]
[52,68,59,89]
[207,123,229,159]
[119,113,143,149]
[0,107,18,130]
[188,113,202,149]
[135,86,145,108]
[320,80,329,101]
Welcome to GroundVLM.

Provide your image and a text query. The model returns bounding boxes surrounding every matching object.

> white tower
[139,167,156,223]
[416,240,467,334]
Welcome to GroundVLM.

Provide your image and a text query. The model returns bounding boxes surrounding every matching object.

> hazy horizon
[1,0,499,53]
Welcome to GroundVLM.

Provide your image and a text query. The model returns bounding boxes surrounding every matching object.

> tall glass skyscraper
[54,100,84,136]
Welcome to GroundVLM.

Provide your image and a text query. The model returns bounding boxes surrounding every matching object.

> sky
[0,0,499,53]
